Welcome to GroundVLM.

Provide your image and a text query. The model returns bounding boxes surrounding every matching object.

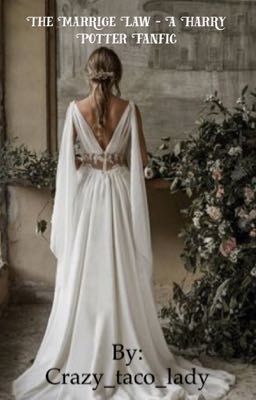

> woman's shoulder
[72,97,90,110]
[73,96,134,113]
[74,95,133,105]
[110,97,131,112]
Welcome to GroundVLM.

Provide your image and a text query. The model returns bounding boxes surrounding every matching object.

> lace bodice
[79,152,127,171]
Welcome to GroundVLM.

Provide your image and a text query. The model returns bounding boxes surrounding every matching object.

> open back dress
[12,100,235,400]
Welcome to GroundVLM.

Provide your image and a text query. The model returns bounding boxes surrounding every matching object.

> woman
[13,47,235,400]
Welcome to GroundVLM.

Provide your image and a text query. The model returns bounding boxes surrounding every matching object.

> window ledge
[146,178,171,190]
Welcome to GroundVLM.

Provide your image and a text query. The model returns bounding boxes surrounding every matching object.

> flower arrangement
[156,86,256,361]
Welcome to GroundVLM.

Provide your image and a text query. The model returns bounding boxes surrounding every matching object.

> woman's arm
[135,104,149,168]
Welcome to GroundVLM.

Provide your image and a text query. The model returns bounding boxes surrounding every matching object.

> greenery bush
[0,139,58,235]
[0,139,57,192]
[149,87,256,361]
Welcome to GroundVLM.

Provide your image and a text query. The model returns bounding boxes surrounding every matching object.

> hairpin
[87,70,114,81]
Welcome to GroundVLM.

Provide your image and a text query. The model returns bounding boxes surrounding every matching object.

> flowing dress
[12,100,235,400]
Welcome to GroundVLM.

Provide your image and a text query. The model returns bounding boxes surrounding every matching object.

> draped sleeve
[50,101,78,265]
[129,101,154,287]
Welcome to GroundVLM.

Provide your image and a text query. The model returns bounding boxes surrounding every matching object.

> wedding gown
[12,99,235,400]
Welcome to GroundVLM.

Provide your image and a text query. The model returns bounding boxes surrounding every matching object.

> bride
[13,46,235,400]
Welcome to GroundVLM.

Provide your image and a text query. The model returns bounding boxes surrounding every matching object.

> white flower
[236,97,242,104]
[229,248,240,263]
[249,210,256,220]
[228,146,242,156]
[204,237,214,244]
[218,221,227,236]
[249,228,256,238]
[144,166,154,179]
[205,94,215,102]
[193,217,200,229]
[193,211,203,228]
[206,206,222,221]
[205,194,211,203]
[203,237,216,253]
[236,207,249,219]
[159,166,167,174]
[250,267,256,277]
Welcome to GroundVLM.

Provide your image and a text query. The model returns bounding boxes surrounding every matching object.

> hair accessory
[87,69,114,81]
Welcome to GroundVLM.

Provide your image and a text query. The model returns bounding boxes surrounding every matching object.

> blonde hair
[86,47,122,137]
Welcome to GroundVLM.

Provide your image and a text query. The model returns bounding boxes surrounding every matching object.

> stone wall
[0,0,9,313]
[4,0,54,301]
[56,0,256,151]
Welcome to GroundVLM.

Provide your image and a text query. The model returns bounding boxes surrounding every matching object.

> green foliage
[0,139,57,193]
[0,140,58,236]
[146,136,175,180]
[154,87,256,361]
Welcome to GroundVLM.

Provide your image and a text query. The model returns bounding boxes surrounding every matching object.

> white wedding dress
[13,100,235,400]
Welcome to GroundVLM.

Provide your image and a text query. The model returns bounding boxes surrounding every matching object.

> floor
[0,304,255,400]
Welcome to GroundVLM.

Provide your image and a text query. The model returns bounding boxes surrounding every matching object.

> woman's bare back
[75,95,148,166]
[75,95,129,151]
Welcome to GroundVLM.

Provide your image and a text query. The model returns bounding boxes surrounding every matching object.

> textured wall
[0,0,9,311]
[57,0,256,151]
[5,0,47,150]
[5,0,55,290]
